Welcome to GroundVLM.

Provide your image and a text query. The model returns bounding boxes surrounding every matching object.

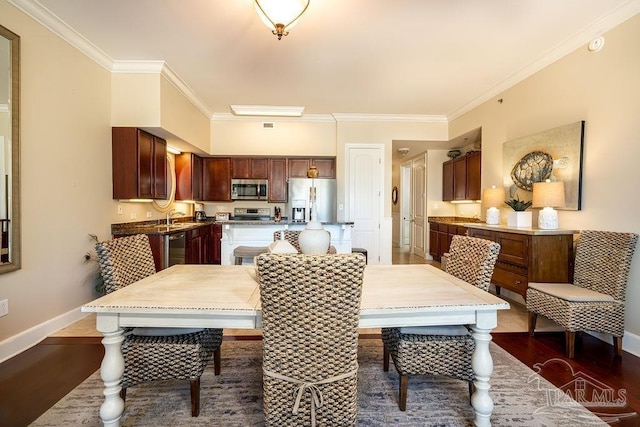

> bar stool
[233,246,268,265]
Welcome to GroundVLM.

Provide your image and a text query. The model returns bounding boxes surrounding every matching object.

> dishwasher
[164,232,186,269]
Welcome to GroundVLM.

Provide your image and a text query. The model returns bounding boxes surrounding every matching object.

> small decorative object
[298,222,331,254]
[268,231,298,254]
[482,186,504,225]
[447,149,461,159]
[505,195,533,228]
[306,165,319,178]
[532,179,565,229]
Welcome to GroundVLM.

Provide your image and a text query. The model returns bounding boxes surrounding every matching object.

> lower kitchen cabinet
[428,221,468,261]
[185,227,203,264]
[467,225,575,300]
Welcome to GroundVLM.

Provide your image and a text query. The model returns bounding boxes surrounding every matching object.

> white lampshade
[483,186,504,225]
[254,0,310,39]
[532,180,565,229]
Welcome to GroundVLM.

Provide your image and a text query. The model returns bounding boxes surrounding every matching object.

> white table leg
[470,326,494,427]
[98,328,125,426]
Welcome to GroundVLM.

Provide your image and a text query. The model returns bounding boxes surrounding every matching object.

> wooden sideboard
[467,225,576,300]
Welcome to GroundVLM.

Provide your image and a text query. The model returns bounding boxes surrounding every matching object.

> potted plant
[505,195,532,227]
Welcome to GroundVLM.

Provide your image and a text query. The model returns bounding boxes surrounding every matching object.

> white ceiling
[12,0,640,159]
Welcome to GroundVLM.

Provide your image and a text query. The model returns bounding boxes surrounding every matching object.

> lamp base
[486,207,500,225]
[538,207,559,229]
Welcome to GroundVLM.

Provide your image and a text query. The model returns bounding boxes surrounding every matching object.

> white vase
[507,211,532,228]
[298,221,331,254]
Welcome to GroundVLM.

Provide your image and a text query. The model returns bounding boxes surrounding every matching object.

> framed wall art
[503,121,585,210]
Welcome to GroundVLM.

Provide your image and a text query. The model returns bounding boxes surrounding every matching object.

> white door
[401,163,412,248]
[411,156,426,258]
[347,146,382,264]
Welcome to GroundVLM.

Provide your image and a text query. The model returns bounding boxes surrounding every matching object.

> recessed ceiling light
[230,105,305,117]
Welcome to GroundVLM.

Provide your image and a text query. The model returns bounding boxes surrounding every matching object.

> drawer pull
[514,280,521,285]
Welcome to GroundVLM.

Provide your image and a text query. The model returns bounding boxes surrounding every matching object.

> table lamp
[532,180,565,229]
[483,186,504,225]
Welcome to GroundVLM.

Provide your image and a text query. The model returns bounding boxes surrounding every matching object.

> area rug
[32,340,605,426]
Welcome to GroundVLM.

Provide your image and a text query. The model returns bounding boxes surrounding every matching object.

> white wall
[450,13,640,341]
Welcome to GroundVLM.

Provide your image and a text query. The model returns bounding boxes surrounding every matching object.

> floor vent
[262,122,274,129]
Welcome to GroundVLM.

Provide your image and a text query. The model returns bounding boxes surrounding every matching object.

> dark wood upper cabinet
[288,157,336,178]
[232,157,269,179]
[268,158,288,202]
[112,127,167,199]
[202,157,232,201]
[442,151,481,201]
[465,151,481,200]
[175,153,202,201]
[442,160,454,201]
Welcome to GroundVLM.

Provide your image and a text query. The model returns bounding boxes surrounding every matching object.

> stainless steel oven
[231,179,268,200]
[164,232,186,269]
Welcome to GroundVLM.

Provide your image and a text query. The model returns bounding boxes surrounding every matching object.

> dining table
[82,263,509,426]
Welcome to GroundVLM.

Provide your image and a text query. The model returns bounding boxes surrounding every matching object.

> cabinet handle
[514,280,521,285]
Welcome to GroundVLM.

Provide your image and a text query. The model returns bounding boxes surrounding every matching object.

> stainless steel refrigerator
[286,179,337,223]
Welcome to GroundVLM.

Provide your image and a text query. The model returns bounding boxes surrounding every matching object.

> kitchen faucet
[166,210,185,225]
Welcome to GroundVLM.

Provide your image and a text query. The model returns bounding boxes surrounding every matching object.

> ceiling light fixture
[398,148,410,156]
[230,104,305,117]
[254,0,310,40]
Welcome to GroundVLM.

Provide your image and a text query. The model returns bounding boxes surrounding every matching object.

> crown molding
[447,0,640,121]
[7,0,113,70]
[331,113,447,123]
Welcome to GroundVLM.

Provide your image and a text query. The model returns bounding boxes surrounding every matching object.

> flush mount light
[397,148,410,156]
[166,146,181,155]
[230,105,305,117]
[254,0,310,40]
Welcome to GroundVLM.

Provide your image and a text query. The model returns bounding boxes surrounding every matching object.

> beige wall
[0,1,113,342]
[450,14,640,336]
[211,117,337,156]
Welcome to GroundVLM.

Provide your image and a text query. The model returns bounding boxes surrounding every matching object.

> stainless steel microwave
[231,179,268,200]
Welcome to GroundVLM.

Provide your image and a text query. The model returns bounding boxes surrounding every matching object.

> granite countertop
[112,218,355,236]
[427,216,481,225]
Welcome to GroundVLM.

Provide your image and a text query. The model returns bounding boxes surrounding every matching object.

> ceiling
[14,0,639,158]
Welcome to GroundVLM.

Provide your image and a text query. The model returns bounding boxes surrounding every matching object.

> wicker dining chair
[272,230,337,254]
[527,230,638,358]
[95,234,223,417]
[382,235,501,411]
[256,253,366,426]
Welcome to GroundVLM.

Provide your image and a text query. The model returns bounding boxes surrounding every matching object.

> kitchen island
[218,220,354,265]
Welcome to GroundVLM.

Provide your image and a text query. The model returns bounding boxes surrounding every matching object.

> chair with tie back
[95,234,223,417]
[527,230,638,358]
[381,235,501,411]
[256,253,366,426]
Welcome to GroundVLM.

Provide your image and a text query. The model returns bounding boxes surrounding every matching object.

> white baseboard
[498,287,640,357]
[0,306,89,363]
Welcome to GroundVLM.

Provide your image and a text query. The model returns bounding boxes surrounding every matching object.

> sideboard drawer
[492,267,528,294]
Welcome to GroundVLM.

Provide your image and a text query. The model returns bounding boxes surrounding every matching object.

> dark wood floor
[1,332,638,426]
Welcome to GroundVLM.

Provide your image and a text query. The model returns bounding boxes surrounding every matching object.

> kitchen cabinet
[231,157,268,179]
[428,222,468,261]
[202,157,232,201]
[210,224,222,265]
[268,158,288,203]
[185,227,203,264]
[175,153,202,201]
[442,151,481,201]
[467,226,574,300]
[112,127,167,200]
[288,157,336,178]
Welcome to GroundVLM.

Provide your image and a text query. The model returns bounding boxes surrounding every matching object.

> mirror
[0,24,20,274]
[152,154,176,212]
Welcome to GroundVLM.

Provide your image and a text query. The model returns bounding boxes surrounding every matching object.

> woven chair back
[95,234,157,294]
[573,230,638,301]
[256,253,366,426]
[445,235,501,291]
[273,230,302,252]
